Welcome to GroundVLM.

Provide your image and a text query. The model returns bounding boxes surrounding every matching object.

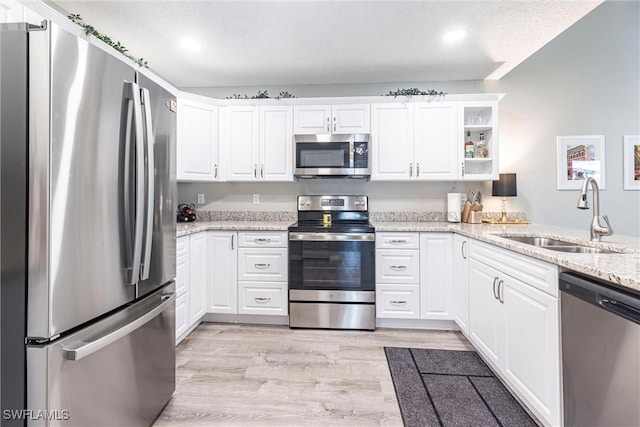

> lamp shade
[492,173,517,197]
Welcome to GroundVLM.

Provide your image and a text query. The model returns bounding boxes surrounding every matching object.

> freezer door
[27,285,175,427]
[28,23,139,339]
[136,73,177,299]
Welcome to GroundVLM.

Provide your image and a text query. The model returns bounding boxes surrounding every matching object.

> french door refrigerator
[1,20,176,427]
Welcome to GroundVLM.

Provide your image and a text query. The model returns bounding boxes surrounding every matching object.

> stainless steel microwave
[294,134,370,178]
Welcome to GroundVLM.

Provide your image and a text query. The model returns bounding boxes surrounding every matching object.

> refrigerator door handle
[123,82,145,285]
[139,87,155,281]
[62,294,174,361]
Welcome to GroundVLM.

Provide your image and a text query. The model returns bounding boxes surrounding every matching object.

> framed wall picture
[556,135,606,190]
[623,135,640,190]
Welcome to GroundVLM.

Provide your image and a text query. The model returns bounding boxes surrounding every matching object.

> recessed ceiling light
[180,39,202,51]
[442,29,467,44]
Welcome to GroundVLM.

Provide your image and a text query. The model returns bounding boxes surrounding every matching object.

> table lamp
[492,173,517,222]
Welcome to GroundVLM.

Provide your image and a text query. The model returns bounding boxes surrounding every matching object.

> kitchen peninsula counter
[374,221,640,293]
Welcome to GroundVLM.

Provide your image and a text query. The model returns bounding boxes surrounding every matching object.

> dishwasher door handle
[599,297,640,323]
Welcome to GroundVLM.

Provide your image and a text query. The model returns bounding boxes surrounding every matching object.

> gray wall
[180,1,640,236]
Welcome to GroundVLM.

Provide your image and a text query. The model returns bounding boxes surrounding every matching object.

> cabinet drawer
[238,247,288,282]
[469,239,558,297]
[238,231,288,248]
[376,249,420,284]
[376,232,420,249]
[376,285,420,319]
[238,282,288,315]
[177,235,190,256]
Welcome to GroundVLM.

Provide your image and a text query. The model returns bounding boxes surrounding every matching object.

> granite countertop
[373,221,640,293]
[176,220,293,236]
[177,219,640,293]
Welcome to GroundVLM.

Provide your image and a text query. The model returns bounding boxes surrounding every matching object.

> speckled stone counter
[373,221,640,292]
[177,220,293,237]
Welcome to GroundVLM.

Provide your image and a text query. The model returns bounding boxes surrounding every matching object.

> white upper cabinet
[177,98,220,181]
[370,103,414,180]
[294,104,370,134]
[459,100,499,180]
[259,106,293,181]
[413,102,458,180]
[0,0,42,24]
[372,101,459,181]
[220,105,293,182]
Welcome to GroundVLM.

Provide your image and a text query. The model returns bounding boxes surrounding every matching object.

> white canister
[447,193,462,223]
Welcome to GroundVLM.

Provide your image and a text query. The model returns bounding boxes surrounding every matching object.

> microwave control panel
[353,142,369,169]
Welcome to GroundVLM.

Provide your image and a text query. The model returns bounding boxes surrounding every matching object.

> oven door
[289,232,375,301]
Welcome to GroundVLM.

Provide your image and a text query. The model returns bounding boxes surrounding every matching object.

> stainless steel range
[288,195,375,330]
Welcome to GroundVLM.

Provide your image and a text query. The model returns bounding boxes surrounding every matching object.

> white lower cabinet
[207,231,238,314]
[175,293,190,341]
[237,232,288,316]
[467,238,560,427]
[452,234,469,333]
[189,232,208,323]
[376,232,452,321]
[175,236,191,344]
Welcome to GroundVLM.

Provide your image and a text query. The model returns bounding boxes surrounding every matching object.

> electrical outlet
[197,193,205,204]
[252,194,260,204]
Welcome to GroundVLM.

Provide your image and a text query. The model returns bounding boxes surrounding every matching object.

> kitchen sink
[498,236,576,246]
[495,234,625,254]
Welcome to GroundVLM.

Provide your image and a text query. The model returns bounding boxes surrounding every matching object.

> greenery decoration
[225,90,296,100]
[68,14,148,68]
[384,88,446,99]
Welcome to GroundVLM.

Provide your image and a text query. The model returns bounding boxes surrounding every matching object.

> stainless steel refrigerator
[1,20,176,427]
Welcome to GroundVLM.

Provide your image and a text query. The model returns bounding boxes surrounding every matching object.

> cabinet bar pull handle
[390,239,408,244]
[214,163,218,179]
[254,263,270,269]
[390,300,407,305]
[390,265,407,271]
[254,164,258,178]
[260,164,264,179]
[326,117,330,132]
[231,234,235,250]
[416,162,420,177]
[498,280,504,304]
[492,277,499,300]
[255,297,271,303]
[409,162,413,177]
[461,162,465,177]
[255,238,271,243]
[461,240,467,259]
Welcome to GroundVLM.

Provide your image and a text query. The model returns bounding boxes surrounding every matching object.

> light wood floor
[153,322,473,426]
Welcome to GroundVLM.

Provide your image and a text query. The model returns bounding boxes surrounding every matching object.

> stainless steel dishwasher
[560,271,640,427]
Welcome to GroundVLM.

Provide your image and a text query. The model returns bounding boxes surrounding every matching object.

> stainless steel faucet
[577,177,613,241]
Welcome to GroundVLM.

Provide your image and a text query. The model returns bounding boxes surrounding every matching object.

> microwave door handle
[139,88,155,281]
[349,140,355,169]
[123,82,144,285]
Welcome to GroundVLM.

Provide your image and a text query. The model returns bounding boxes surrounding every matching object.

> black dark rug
[384,347,537,427]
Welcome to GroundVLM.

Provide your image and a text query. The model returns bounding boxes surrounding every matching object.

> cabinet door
[189,233,208,324]
[332,104,370,133]
[502,277,560,426]
[452,235,469,333]
[175,292,190,344]
[220,106,259,181]
[259,106,293,181]
[413,102,458,180]
[468,259,501,367]
[293,105,331,134]
[419,233,453,320]
[177,99,219,181]
[370,103,414,180]
[176,236,190,297]
[207,231,238,314]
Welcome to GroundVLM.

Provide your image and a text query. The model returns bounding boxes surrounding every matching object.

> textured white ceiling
[49,0,604,89]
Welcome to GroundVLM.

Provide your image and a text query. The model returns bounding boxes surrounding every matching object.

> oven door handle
[289,232,375,242]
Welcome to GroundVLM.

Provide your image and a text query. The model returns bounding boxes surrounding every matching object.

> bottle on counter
[465,131,475,158]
